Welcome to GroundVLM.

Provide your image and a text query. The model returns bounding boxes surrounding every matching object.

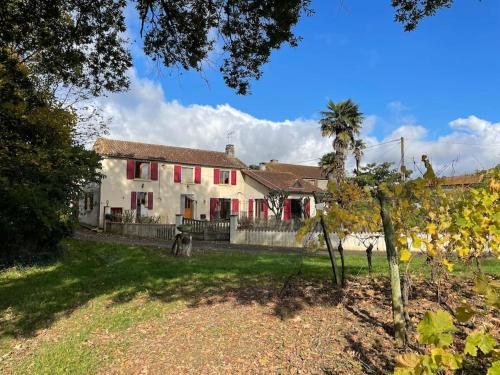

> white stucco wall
[240,174,317,219]
[97,158,246,227]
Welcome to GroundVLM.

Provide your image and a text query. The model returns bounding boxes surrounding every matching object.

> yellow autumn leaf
[412,237,422,249]
[400,249,412,262]
[457,247,470,257]
[442,259,454,272]
[427,223,437,235]
[395,352,420,368]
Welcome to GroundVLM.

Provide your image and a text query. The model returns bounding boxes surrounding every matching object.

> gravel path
[73,229,378,256]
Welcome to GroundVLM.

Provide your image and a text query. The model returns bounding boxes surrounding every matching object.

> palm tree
[319,152,336,181]
[353,139,366,173]
[320,99,364,182]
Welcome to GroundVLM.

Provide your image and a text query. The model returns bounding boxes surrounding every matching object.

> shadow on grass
[0,238,496,343]
[0,239,341,340]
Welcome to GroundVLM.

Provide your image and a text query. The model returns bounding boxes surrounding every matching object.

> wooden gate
[182,218,230,241]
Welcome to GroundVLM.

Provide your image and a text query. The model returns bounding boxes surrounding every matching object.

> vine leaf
[395,352,420,369]
[455,303,475,323]
[417,310,457,348]
[464,332,497,357]
[400,249,412,262]
[487,360,500,375]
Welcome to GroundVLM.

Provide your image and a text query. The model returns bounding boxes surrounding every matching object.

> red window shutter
[248,199,254,219]
[174,165,181,183]
[304,198,310,218]
[127,160,135,179]
[131,192,137,209]
[194,166,201,184]
[147,192,153,209]
[264,199,269,220]
[213,168,219,184]
[231,170,237,185]
[210,198,218,220]
[150,162,158,180]
[232,199,239,214]
[284,199,291,221]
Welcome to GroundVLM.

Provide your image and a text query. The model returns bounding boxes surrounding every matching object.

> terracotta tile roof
[440,174,483,187]
[264,162,327,180]
[94,138,247,169]
[242,169,322,193]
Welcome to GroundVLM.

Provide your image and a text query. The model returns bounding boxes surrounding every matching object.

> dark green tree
[1,0,466,94]
[1,0,312,96]
[0,0,132,96]
[0,51,102,266]
[353,162,403,187]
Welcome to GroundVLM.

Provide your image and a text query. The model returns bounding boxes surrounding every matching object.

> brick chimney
[225,144,235,157]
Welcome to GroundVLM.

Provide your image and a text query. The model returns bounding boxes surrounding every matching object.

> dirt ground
[96,277,498,375]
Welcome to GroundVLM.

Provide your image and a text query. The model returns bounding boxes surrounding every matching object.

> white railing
[106,222,177,241]
[232,227,386,251]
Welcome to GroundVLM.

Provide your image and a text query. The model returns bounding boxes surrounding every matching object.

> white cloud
[387,100,409,113]
[359,117,500,176]
[98,70,331,166]
[98,70,500,176]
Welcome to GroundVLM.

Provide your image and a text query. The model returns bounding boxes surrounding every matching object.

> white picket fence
[232,228,386,251]
[106,222,177,241]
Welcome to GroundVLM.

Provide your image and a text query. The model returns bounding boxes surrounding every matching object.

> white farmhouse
[79,138,322,228]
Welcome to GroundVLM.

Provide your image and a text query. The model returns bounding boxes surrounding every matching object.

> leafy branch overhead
[392,0,455,31]
[1,1,475,95]
[137,0,313,95]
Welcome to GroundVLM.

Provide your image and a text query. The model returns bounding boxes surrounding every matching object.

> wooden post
[230,214,238,244]
[377,188,407,347]
[319,213,342,288]
[175,214,183,235]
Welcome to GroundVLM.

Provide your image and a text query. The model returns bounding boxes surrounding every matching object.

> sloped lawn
[0,240,498,374]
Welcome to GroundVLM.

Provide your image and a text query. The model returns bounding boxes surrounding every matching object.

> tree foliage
[354,162,403,188]
[137,0,312,95]
[319,99,364,183]
[352,139,366,173]
[0,0,132,96]
[0,51,102,266]
[319,152,336,181]
[392,0,455,31]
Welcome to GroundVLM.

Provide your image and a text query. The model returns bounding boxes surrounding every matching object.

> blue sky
[128,1,500,138]
[101,1,500,174]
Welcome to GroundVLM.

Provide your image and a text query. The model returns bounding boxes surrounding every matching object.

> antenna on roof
[226,130,235,144]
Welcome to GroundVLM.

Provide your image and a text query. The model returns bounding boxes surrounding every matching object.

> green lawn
[0,239,498,374]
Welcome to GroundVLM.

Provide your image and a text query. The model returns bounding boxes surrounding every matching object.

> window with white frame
[182,167,194,184]
[219,169,230,185]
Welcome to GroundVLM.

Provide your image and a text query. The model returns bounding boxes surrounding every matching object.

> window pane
[182,167,193,183]
[135,162,150,179]
[140,163,149,179]
[219,170,230,184]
